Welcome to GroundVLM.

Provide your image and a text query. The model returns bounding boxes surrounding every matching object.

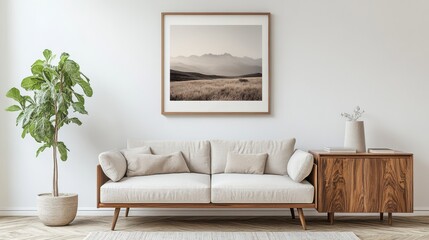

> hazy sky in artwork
[170,25,262,59]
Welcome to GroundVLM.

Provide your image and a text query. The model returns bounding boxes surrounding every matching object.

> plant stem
[52,102,59,197]
[52,72,63,197]
[52,143,58,197]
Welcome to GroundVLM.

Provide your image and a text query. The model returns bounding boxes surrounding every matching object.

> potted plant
[341,106,366,153]
[5,49,93,226]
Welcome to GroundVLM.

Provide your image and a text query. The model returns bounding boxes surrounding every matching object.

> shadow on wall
[0,0,12,208]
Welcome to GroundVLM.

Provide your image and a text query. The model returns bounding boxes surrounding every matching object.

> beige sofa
[97,139,317,230]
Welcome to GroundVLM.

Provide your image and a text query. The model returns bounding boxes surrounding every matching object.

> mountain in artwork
[170,53,262,77]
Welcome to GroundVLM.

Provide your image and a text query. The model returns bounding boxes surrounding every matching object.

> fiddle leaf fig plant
[5,49,93,197]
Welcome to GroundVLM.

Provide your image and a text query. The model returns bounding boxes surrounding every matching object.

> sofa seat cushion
[211,174,314,203]
[101,173,210,203]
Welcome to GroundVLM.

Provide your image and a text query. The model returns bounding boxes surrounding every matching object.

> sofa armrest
[305,164,318,208]
[97,164,110,207]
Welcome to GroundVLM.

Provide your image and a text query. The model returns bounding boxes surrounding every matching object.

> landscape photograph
[169,25,263,101]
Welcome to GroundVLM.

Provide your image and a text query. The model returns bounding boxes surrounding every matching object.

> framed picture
[161,12,270,114]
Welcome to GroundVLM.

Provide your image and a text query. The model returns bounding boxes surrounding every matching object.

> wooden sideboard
[310,151,413,225]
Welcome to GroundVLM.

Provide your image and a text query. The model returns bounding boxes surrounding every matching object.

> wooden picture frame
[161,12,270,115]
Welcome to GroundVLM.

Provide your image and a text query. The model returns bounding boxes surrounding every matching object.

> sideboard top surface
[310,150,413,158]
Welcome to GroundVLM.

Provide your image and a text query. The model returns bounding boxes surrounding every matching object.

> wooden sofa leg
[297,208,307,230]
[111,208,120,231]
[125,208,130,217]
[290,208,295,219]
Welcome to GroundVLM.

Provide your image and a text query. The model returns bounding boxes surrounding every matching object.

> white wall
[1,0,429,213]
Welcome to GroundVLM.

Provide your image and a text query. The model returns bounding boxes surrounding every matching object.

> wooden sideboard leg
[297,208,307,230]
[388,212,392,225]
[125,208,130,217]
[111,208,120,231]
[380,212,383,221]
[290,208,295,219]
[328,212,335,225]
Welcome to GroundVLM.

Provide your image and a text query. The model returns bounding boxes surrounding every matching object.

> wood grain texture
[311,151,413,215]
[96,165,109,207]
[311,151,412,158]
[111,208,120,230]
[318,157,365,212]
[364,157,413,213]
[297,208,306,230]
[125,208,130,217]
[307,164,318,209]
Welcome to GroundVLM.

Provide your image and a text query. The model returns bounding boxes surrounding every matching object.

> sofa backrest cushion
[127,140,211,174]
[211,139,296,175]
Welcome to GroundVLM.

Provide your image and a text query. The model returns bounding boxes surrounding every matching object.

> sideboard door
[319,157,365,212]
[364,157,413,213]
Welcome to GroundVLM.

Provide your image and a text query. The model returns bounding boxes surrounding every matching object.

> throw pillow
[99,146,151,182]
[287,150,314,182]
[126,151,190,177]
[224,152,268,174]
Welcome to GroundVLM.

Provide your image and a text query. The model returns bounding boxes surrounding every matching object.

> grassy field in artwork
[170,77,262,101]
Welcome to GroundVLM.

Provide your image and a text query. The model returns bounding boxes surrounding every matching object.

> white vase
[344,121,366,153]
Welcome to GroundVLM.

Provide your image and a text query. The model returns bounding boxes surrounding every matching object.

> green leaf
[21,77,44,90]
[36,88,51,105]
[22,105,35,126]
[46,80,56,99]
[16,112,24,126]
[34,118,54,143]
[76,78,93,97]
[6,105,21,112]
[57,92,64,107]
[43,49,52,61]
[72,102,88,114]
[6,88,23,102]
[74,93,84,104]
[63,60,80,76]
[27,122,43,143]
[36,144,51,157]
[57,142,69,161]
[21,124,30,138]
[67,117,82,126]
[59,53,70,70]
[23,95,35,104]
[21,77,34,89]
[31,59,44,75]
[80,72,90,82]
[42,68,56,82]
